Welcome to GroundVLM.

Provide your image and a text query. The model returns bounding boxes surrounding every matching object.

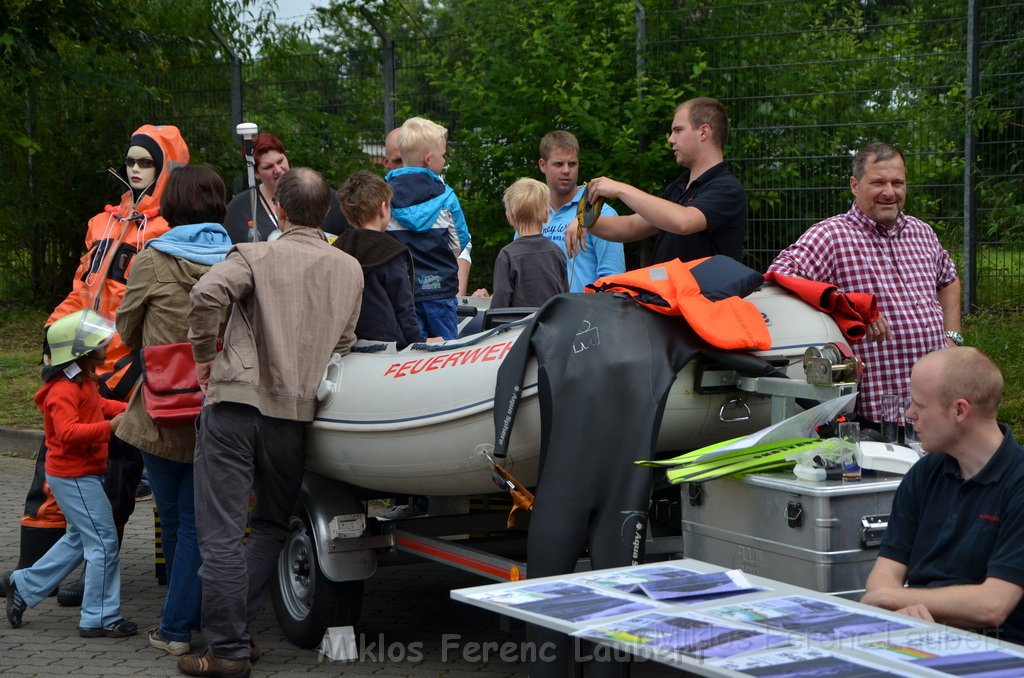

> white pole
[236,122,259,242]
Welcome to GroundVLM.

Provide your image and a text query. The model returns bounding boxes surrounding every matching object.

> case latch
[687,482,704,507]
[861,514,889,548]
[786,501,803,528]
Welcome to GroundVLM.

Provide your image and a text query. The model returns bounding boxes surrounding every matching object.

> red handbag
[140,342,203,427]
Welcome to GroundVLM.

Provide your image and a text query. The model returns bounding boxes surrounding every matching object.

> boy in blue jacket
[385,117,471,340]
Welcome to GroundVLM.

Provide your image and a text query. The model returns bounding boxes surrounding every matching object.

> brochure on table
[452,560,1024,677]
[856,629,1024,678]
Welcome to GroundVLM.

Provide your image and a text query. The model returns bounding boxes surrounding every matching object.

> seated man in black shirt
[861,347,1024,644]
[564,97,747,265]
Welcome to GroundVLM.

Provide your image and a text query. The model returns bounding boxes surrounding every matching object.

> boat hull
[307,286,846,495]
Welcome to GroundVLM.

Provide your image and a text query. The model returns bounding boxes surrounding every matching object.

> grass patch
[0,308,48,430]
[962,311,1024,431]
[949,245,1024,311]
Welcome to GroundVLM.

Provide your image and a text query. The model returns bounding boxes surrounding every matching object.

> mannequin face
[125,145,157,192]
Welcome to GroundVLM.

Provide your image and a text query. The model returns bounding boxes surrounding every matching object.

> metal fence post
[635,0,648,155]
[360,7,395,136]
[210,25,244,131]
[963,0,980,313]
[210,25,245,193]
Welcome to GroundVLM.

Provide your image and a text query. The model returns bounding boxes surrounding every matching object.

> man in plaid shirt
[768,142,961,427]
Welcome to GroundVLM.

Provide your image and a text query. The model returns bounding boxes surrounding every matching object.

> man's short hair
[934,347,1004,418]
[384,128,403,169]
[680,97,729,148]
[398,117,448,167]
[503,177,550,232]
[853,142,906,179]
[338,171,393,227]
[161,165,227,227]
[539,130,579,160]
[276,167,331,228]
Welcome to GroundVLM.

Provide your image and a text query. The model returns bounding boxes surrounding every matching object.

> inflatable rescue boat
[307,284,847,496]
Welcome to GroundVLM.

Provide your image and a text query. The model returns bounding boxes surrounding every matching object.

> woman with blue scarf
[115,165,234,657]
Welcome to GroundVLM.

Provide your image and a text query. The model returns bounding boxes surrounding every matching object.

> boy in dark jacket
[335,171,424,349]
[337,171,429,522]
[491,178,568,309]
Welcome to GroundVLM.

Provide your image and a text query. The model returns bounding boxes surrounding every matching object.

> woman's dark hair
[160,165,228,227]
[253,132,286,164]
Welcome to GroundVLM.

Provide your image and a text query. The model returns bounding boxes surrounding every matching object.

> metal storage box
[681,472,903,597]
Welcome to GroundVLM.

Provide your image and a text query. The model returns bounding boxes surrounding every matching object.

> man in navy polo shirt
[862,347,1024,644]
[564,97,746,265]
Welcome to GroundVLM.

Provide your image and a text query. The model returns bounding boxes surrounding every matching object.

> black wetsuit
[493,257,788,676]
[494,292,705,677]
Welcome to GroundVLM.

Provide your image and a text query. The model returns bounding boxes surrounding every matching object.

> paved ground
[0,453,681,676]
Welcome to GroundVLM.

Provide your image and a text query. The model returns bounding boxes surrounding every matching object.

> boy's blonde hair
[338,170,392,227]
[503,178,550,232]
[398,117,448,167]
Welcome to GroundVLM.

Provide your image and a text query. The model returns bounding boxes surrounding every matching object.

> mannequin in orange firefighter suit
[9,125,189,601]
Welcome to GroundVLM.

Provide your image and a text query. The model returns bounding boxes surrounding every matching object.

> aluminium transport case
[681,472,903,598]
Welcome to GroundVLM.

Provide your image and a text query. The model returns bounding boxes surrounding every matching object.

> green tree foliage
[1,0,173,305]
[1,0,1020,307]
[0,0,272,306]
[215,2,448,193]
[643,0,974,270]
[409,0,692,276]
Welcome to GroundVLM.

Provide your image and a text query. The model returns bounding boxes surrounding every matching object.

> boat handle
[719,398,751,422]
[316,352,343,403]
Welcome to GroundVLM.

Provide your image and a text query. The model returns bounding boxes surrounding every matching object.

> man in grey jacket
[180,168,363,678]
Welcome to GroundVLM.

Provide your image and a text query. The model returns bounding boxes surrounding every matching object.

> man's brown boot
[177,649,251,678]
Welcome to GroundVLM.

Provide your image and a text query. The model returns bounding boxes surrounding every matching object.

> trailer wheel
[272,513,364,648]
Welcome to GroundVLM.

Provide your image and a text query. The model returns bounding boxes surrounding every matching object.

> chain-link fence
[3,1,1021,311]
[643,1,1023,311]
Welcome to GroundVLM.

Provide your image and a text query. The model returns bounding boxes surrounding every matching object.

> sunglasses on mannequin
[125,157,157,169]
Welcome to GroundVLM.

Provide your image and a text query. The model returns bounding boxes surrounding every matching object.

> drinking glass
[837,421,862,481]
[880,394,902,443]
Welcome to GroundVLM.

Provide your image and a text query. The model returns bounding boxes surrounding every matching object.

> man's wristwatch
[945,330,964,346]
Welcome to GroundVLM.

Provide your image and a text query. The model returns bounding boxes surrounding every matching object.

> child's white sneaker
[149,627,191,656]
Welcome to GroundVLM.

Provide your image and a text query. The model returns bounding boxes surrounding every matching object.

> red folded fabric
[763,272,878,342]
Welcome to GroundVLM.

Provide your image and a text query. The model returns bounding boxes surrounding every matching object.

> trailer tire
[272,513,364,648]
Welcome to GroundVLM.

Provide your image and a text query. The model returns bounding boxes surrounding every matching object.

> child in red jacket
[5,310,138,638]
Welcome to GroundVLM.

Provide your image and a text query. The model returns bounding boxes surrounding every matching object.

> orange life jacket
[586,257,771,351]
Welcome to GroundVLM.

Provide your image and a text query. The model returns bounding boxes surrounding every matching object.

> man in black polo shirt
[564,96,746,264]
[861,347,1024,643]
